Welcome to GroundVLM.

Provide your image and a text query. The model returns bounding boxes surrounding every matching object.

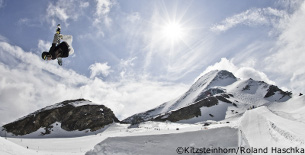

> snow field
[86,127,239,155]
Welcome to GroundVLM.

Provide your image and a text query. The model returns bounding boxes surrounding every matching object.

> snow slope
[240,106,305,148]
[85,96,305,155]
[2,123,130,155]
[86,127,239,155]
[0,137,43,155]
[269,95,305,123]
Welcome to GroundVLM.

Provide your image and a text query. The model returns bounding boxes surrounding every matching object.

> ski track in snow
[240,106,305,149]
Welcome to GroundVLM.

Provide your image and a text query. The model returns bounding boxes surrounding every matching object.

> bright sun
[162,22,184,42]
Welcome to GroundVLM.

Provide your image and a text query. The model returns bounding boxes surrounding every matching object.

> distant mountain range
[1,70,292,137]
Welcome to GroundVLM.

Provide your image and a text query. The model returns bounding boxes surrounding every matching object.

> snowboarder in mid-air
[41,24,74,66]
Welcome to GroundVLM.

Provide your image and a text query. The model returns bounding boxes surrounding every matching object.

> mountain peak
[212,70,237,82]
[193,70,237,90]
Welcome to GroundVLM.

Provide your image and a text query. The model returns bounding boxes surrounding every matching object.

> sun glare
[162,22,184,41]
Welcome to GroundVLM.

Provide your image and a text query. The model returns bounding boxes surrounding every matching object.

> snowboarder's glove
[57,57,62,66]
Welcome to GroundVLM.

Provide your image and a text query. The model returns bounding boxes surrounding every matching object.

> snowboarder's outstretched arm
[51,24,63,49]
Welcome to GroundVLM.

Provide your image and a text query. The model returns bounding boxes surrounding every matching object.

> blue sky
[0,0,305,125]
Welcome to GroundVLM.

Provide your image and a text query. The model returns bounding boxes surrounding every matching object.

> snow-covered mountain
[1,99,119,138]
[123,70,291,124]
[1,70,304,155]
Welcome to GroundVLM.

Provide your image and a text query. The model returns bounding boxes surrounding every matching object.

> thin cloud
[94,0,115,28]
[211,7,288,32]
[126,12,141,23]
[80,1,90,8]
[44,0,86,27]
[264,1,305,93]
[0,0,4,8]
[0,34,8,42]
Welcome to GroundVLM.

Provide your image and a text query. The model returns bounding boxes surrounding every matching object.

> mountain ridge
[123,70,292,124]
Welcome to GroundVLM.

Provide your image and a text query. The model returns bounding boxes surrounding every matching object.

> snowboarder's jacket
[49,33,70,60]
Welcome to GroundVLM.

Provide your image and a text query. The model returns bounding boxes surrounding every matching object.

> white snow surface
[87,127,239,155]
[1,95,305,155]
[42,100,96,110]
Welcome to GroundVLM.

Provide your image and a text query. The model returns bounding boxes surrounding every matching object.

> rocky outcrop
[264,85,292,98]
[153,97,219,122]
[3,99,119,136]
[153,93,235,122]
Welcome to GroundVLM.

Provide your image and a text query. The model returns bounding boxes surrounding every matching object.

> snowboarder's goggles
[43,55,51,60]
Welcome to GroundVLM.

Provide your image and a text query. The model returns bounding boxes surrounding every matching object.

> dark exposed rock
[195,88,225,102]
[215,95,232,103]
[129,115,145,125]
[203,122,211,126]
[299,93,303,96]
[242,84,251,91]
[3,99,119,136]
[153,97,219,122]
[264,85,292,98]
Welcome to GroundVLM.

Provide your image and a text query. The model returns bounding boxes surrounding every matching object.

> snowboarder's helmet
[42,52,49,60]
